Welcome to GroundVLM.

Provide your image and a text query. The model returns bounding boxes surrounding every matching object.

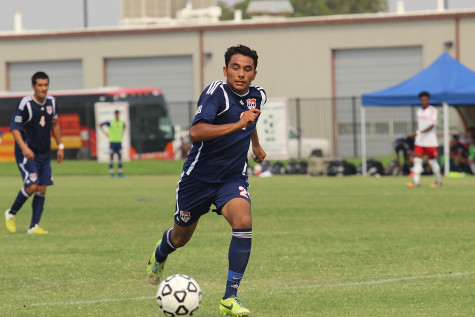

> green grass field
[0,162,474,316]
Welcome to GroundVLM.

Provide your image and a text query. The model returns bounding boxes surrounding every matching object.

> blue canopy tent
[361,52,475,176]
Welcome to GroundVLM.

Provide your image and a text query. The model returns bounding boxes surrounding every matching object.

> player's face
[223,54,257,95]
[32,78,49,101]
[420,96,429,108]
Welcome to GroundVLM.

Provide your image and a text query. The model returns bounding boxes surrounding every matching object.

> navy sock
[223,228,252,299]
[118,161,123,175]
[10,188,31,214]
[30,193,45,229]
[109,161,114,175]
[155,228,177,263]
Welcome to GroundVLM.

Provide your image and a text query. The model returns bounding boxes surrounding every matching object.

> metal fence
[168,97,463,160]
[0,96,462,162]
[169,97,420,159]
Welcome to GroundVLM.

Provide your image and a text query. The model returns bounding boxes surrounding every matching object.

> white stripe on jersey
[242,161,247,175]
[26,102,33,123]
[49,96,56,116]
[207,80,224,95]
[217,86,230,116]
[18,96,32,111]
[259,90,267,106]
[206,81,218,94]
[19,157,29,184]
[186,142,204,176]
[174,172,185,216]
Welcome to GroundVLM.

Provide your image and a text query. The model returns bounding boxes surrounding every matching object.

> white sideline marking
[3,271,473,308]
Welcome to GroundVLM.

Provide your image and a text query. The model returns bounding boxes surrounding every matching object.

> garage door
[8,60,83,91]
[105,56,194,102]
[334,47,423,157]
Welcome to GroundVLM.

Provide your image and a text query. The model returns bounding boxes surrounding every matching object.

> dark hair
[224,45,258,69]
[114,110,120,114]
[32,71,49,85]
[418,91,430,98]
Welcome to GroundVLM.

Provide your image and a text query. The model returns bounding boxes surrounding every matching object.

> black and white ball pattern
[156,274,202,316]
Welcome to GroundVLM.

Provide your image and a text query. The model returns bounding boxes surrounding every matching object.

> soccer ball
[156,274,202,316]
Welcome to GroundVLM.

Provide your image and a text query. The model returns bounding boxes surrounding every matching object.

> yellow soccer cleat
[220,296,250,316]
[27,225,48,235]
[147,239,166,285]
[5,209,16,233]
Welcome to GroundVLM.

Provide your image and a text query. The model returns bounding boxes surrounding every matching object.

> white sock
[413,157,423,186]
[429,159,441,184]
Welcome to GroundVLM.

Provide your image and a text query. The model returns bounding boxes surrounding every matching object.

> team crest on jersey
[29,173,37,183]
[246,99,257,109]
[46,106,53,115]
[179,210,191,223]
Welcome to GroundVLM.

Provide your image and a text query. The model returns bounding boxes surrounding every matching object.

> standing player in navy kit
[4,72,64,234]
[147,45,266,316]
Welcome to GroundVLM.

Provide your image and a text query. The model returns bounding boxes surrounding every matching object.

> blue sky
[0,0,473,31]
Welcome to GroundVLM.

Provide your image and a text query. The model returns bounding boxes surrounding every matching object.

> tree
[218,0,252,20]
[218,0,387,20]
[291,0,387,17]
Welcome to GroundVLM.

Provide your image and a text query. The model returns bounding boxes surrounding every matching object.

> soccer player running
[406,91,442,188]
[4,71,64,234]
[99,110,126,178]
[147,45,266,316]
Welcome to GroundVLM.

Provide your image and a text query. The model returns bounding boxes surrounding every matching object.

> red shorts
[414,145,438,159]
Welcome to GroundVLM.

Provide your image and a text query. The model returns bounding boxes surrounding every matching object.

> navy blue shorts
[174,174,251,226]
[16,152,53,187]
[110,142,122,155]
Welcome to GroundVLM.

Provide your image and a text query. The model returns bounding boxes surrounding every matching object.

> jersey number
[39,116,46,127]
[239,186,249,199]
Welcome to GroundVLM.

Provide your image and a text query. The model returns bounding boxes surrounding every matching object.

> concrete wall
[1,11,474,101]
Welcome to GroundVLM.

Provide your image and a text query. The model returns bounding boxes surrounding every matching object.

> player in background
[4,71,64,234]
[406,91,442,188]
[147,45,266,316]
[99,110,126,178]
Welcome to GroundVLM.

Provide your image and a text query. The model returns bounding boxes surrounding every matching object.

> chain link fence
[168,97,446,160]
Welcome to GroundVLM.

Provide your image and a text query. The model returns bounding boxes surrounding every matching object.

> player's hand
[57,149,64,164]
[237,109,261,130]
[410,132,417,138]
[22,146,34,160]
[252,144,266,163]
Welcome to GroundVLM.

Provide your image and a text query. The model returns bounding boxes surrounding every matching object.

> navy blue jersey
[10,96,58,155]
[183,81,267,183]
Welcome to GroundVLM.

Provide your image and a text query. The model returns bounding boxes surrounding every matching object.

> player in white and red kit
[406,91,442,188]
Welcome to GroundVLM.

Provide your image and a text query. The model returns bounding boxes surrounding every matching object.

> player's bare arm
[251,128,266,163]
[189,109,261,142]
[11,129,34,160]
[410,124,435,138]
[99,123,109,138]
[52,119,64,164]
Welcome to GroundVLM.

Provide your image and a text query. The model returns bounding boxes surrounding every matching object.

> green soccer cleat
[146,239,166,285]
[220,296,250,316]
